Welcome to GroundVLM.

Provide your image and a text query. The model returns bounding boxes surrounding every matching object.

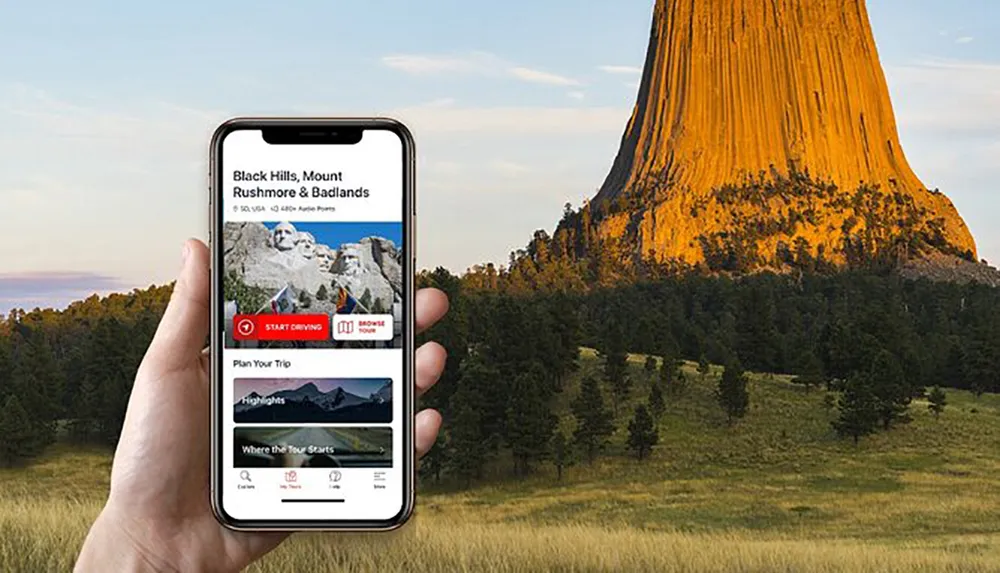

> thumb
[144,239,211,372]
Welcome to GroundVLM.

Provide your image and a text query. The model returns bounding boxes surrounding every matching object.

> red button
[232,314,330,341]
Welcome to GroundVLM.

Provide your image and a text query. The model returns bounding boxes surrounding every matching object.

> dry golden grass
[2,497,1000,572]
[2,352,999,571]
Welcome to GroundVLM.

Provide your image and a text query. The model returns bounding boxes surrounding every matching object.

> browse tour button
[233,314,330,341]
[333,315,394,341]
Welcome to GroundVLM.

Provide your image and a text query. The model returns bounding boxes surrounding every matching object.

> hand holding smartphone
[209,118,415,530]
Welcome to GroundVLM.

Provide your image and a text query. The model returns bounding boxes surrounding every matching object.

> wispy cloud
[567,91,585,100]
[389,100,628,135]
[955,36,975,44]
[508,66,580,86]
[0,272,129,313]
[888,58,1000,134]
[381,52,581,87]
[598,65,642,75]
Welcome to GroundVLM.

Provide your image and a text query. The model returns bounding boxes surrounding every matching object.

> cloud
[380,52,503,75]
[955,36,975,44]
[508,67,580,86]
[381,52,581,87]
[887,59,1000,134]
[390,101,629,135]
[598,65,642,75]
[567,91,585,100]
[0,272,129,312]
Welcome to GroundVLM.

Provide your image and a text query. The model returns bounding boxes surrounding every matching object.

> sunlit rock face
[589,0,976,268]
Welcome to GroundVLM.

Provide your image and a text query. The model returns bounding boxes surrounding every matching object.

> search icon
[240,470,251,482]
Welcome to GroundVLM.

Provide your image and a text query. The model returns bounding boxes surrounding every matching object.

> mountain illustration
[234,381,392,423]
[541,0,987,281]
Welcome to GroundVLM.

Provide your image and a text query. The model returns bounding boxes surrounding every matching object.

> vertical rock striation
[591,0,976,268]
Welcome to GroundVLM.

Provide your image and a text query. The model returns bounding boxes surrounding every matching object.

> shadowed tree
[627,403,659,460]
[927,386,947,419]
[716,361,750,425]
[833,373,880,445]
[571,376,614,464]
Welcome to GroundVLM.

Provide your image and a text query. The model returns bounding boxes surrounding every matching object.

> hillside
[555,0,977,275]
[2,350,999,571]
[420,350,1000,539]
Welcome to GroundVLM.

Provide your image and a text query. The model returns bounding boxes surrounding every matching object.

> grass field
[2,351,1000,571]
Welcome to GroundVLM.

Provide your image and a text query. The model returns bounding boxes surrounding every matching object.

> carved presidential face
[272,222,297,251]
[296,232,316,259]
[335,244,363,276]
[314,244,334,272]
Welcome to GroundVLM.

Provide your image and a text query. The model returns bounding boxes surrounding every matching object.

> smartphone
[209,118,415,530]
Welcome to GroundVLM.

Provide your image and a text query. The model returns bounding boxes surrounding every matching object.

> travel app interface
[219,129,405,521]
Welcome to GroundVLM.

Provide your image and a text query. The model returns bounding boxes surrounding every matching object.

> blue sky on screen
[0,0,997,312]
[261,222,402,251]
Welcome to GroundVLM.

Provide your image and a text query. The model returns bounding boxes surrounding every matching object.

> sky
[233,377,389,403]
[0,0,997,313]
[260,222,403,252]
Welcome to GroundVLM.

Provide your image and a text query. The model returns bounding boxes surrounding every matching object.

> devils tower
[585,0,977,272]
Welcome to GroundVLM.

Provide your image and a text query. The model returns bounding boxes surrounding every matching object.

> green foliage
[506,366,558,476]
[223,269,269,314]
[359,288,373,311]
[571,376,614,464]
[297,289,311,309]
[626,403,658,460]
[716,362,750,424]
[644,356,658,374]
[0,394,48,467]
[927,386,947,418]
[832,374,880,445]
[551,431,570,481]
[648,381,666,418]
[869,350,912,430]
[316,284,329,301]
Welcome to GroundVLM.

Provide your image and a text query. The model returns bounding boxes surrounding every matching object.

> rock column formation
[592,0,976,266]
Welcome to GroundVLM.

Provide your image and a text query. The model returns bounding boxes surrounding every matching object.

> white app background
[219,129,406,521]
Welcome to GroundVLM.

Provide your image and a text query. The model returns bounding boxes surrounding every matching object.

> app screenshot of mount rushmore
[222,221,404,349]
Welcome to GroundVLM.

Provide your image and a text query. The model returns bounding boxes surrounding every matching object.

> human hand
[74,239,449,573]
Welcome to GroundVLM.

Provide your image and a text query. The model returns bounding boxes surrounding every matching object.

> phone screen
[212,122,411,526]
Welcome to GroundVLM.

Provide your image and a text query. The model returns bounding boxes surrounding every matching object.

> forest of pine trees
[0,237,998,486]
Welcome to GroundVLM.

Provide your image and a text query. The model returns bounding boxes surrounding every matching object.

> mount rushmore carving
[223,221,403,311]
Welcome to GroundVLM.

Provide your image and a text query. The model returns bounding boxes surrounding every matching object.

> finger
[144,239,210,372]
[415,288,449,334]
[415,409,443,458]
[415,342,447,397]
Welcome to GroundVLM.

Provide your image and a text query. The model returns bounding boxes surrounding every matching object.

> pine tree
[927,386,947,418]
[716,362,750,425]
[0,394,41,466]
[552,431,569,481]
[698,354,711,381]
[359,288,373,311]
[659,354,678,393]
[644,356,658,376]
[832,374,880,445]
[599,336,630,416]
[418,432,448,484]
[506,367,557,476]
[869,350,911,430]
[571,376,614,463]
[627,404,659,460]
[649,380,666,418]
[316,284,329,301]
[445,390,485,486]
[297,289,312,308]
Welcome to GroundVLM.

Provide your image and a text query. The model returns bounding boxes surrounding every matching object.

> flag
[335,286,358,314]
[268,286,296,314]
